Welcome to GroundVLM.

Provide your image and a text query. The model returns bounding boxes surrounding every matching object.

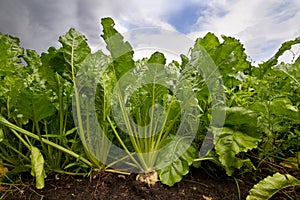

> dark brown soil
[1,167,299,200]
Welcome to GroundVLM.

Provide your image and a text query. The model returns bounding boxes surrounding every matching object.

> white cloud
[0,0,299,62]
[188,0,300,61]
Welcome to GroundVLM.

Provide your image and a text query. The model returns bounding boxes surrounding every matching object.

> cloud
[188,0,300,61]
[0,0,80,52]
[0,0,299,62]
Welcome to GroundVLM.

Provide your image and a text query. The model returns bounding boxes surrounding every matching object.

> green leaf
[0,128,3,142]
[258,36,300,77]
[250,98,300,123]
[246,173,300,200]
[41,46,66,74]
[213,107,261,175]
[196,32,220,55]
[15,90,56,122]
[157,136,197,186]
[101,17,135,80]
[30,146,46,189]
[0,33,24,76]
[57,28,90,81]
[269,98,300,122]
[0,34,27,111]
[59,28,91,66]
[180,54,189,70]
[194,32,251,87]
[23,49,42,72]
[75,50,114,166]
[148,52,166,65]
[224,107,258,131]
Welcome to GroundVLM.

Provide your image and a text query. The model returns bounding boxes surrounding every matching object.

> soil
[1,166,299,200]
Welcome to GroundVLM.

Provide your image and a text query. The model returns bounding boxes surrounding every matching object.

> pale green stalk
[0,116,93,167]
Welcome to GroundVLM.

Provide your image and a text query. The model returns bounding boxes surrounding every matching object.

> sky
[0,0,299,63]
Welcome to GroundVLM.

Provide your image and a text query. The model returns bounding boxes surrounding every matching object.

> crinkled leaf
[213,107,261,175]
[39,47,72,98]
[246,173,300,200]
[195,32,251,87]
[224,107,258,132]
[157,136,197,186]
[180,54,189,70]
[0,33,24,76]
[30,146,46,189]
[213,127,260,176]
[59,28,91,66]
[23,49,42,73]
[101,17,135,80]
[0,34,27,107]
[58,28,90,80]
[41,46,66,75]
[15,90,56,122]
[196,32,220,55]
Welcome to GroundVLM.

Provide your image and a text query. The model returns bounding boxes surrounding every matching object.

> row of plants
[0,17,299,199]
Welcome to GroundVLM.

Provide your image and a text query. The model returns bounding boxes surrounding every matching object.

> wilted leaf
[279,152,300,169]
[0,159,8,176]
[30,146,46,189]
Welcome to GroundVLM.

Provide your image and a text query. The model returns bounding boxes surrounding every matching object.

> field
[0,17,299,199]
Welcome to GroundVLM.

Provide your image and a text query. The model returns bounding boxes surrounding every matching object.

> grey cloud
[0,0,126,54]
[0,0,183,54]
[0,0,79,53]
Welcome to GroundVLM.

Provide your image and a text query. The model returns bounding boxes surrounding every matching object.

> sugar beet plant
[0,17,299,197]
[73,18,223,186]
[0,28,98,189]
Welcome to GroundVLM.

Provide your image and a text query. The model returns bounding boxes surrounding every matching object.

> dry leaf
[203,195,213,200]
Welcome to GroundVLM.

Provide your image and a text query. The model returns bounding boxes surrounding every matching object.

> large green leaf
[101,17,135,80]
[195,32,251,87]
[0,33,24,76]
[250,97,300,124]
[59,28,91,67]
[15,90,56,122]
[58,28,91,81]
[269,98,300,122]
[157,136,197,186]
[30,146,46,189]
[74,50,114,165]
[195,32,220,55]
[0,34,27,115]
[246,173,300,200]
[213,107,261,175]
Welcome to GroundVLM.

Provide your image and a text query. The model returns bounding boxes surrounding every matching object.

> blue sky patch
[167,4,206,34]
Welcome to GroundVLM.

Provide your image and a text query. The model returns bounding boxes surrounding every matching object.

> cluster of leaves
[195,33,300,198]
[0,17,299,198]
[0,28,94,189]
